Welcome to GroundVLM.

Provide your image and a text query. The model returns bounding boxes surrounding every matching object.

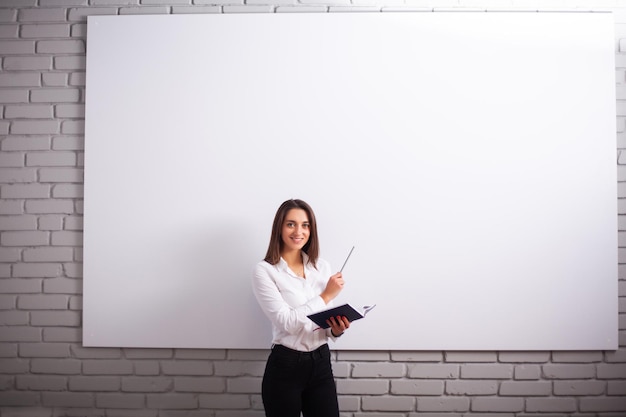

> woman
[252,199,350,417]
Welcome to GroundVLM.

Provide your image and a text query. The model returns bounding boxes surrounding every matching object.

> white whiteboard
[83,12,617,350]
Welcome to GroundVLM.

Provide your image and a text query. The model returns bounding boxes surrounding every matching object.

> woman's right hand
[321,272,344,304]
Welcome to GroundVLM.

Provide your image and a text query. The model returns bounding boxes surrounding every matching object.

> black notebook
[307,304,376,329]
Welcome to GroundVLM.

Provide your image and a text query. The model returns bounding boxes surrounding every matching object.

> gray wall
[1,0,625,416]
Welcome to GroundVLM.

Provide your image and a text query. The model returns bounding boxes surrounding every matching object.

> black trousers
[262,343,339,417]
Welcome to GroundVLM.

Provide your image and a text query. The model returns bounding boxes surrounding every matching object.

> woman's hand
[327,315,350,337]
[321,272,344,304]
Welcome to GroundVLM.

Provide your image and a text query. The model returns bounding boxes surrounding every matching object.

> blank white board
[83,12,617,350]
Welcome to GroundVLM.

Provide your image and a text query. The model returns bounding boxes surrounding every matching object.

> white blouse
[252,253,337,352]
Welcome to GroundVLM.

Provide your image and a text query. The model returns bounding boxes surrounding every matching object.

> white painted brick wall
[0,0,625,416]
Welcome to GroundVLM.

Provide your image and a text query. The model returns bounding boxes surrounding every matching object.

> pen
[339,246,355,273]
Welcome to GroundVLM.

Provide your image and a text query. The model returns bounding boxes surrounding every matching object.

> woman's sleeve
[252,263,327,334]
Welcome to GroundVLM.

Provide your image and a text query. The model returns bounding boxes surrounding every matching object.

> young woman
[252,199,350,417]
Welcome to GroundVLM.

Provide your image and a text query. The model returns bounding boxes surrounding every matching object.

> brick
[0,327,41,342]
[134,361,160,376]
[51,230,82,245]
[39,168,83,183]
[390,351,443,362]
[83,360,133,375]
[408,364,459,379]
[445,351,497,362]
[21,24,70,38]
[0,73,39,87]
[608,381,626,396]
[55,104,84,118]
[11,121,60,135]
[2,136,50,151]
[31,311,80,326]
[471,397,525,412]
[0,357,29,373]
[391,379,444,395]
[122,377,173,392]
[52,184,82,198]
[37,39,85,53]
[336,351,389,361]
[0,23,18,37]
[23,247,72,263]
[42,327,81,342]
[5,105,54,119]
[0,391,40,406]
[30,88,80,103]
[95,393,145,409]
[361,395,414,412]
[0,247,20,261]
[25,199,74,214]
[67,7,118,22]
[0,89,29,103]
[4,57,53,71]
[225,377,260,393]
[161,360,213,376]
[352,362,405,378]
[461,364,513,379]
[416,396,470,412]
[0,152,25,167]
[542,363,596,379]
[2,184,50,199]
[18,294,69,310]
[336,379,388,395]
[38,214,63,230]
[19,342,70,358]
[26,151,76,167]
[552,351,603,363]
[13,263,62,277]
[52,136,84,150]
[174,377,225,393]
[554,380,606,396]
[43,277,82,294]
[498,352,550,363]
[0,342,17,357]
[18,8,67,22]
[69,71,85,86]
[0,201,23,216]
[42,392,94,407]
[213,360,264,377]
[0,39,35,56]
[0,168,37,183]
[598,363,626,379]
[0,310,28,325]
[526,397,578,412]
[60,121,84,135]
[445,380,498,395]
[606,349,626,363]
[499,381,551,396]
[42,73,68,87]
[0,214,38,230]
[55,56,85,71]
[63,263,82,278]
[0,278,41,294]
[16,375,67,391]
[69,376,120,391]
[31,358,81,374]
[198,393,249,409]
[64,215,83,230]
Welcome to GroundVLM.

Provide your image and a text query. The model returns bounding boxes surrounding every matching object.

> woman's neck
[282,249,303,267]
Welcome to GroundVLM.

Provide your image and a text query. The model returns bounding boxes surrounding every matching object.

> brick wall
[1,1,625,416]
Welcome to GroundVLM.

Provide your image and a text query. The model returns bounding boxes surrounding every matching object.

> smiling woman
[252,199,350,417]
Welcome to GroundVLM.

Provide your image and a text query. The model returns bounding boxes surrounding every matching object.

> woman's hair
[264,199,320,267]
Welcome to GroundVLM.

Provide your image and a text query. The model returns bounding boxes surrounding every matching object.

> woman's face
[281,208,310,253]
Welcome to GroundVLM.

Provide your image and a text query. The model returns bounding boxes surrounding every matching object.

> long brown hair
[264,199,320,268]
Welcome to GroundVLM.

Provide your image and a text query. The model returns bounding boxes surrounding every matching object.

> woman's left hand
[327,315,350,337]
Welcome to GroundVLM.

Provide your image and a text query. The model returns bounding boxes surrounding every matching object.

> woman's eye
[286,222,294,227]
